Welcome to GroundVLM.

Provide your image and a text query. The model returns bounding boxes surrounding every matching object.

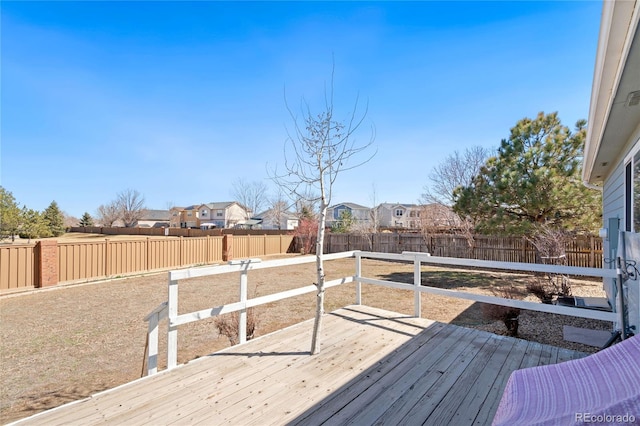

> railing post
[414,256,421,318]
[167,276,179,370]
[355,252,362,305]
[239,263,248,344]
[147,312,159,375]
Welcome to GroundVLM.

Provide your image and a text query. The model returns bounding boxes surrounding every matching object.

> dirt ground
[0,255,611,424]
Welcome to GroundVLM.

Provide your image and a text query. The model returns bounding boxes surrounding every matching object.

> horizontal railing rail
[145,250,621,376]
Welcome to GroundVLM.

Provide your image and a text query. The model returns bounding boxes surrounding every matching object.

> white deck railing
[144,250,620,376]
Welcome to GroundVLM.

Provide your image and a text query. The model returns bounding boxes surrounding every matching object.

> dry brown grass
[0,255,610,424]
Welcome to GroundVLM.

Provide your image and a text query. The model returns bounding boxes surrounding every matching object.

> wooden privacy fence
[0,234,295,293]
[323,234,603,268]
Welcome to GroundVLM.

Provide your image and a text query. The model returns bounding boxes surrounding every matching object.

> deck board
[12,305,586,426]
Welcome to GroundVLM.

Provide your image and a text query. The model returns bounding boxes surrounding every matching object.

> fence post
[146,237,151,272]
[179,236,184,266]
[414,256,421,318]
[590,236,596,268]
[355,252,362,305]
[105,238,111,277]
[167,275,178,370]
[147,311,160,375]
[36,240,58,287]
[239,263,248,344]
[223,235,233,261]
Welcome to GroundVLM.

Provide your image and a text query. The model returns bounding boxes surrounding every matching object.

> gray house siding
[602,124,640,229]
[600,126,640,332]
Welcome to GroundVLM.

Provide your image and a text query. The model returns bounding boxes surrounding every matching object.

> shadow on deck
[12,305,585,426]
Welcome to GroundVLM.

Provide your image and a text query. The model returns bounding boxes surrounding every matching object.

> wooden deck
[14,305,586,426]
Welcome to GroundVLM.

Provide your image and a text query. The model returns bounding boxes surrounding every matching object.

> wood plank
[351,328,493,425]
[107,307,430,425]
[290,323,453,425]
[324,326,475,425]
[180,310,435,425]
[392,332,500,425]
[13,306,587,426]
[472,338,531,425]
[431,335,517,425]
[110,316,367,425]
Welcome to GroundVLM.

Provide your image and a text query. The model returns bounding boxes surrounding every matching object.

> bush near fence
[322,233,603,268]
[0,234,295,293]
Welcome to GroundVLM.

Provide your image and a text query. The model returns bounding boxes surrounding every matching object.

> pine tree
[79,212,94,227]
[0,186,22,241]
[43,201,66,237]
[19,207,51,240]
[453,112,601,235]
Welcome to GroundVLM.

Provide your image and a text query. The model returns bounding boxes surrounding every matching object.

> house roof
[329,202,371,210]
[201,202,235,209]
[200,201,251,211]
[140,210,171,221]
[254,209,298,220]
[583,1,640,184]
[378,203,419,209]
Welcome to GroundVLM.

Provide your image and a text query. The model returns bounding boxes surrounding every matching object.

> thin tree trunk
[310,193,328,354]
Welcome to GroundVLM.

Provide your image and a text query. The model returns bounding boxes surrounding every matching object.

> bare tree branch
[231,178,268,220]
[421,146,491,206]
[268,63,375,354]
[116,189,146,228]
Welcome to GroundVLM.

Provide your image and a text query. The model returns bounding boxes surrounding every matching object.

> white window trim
[623,138,640,232]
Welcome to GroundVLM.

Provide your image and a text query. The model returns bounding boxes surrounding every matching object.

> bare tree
[116,189,146,228]
[420,146,491,253]
[231,178,268,220]
[421,146,491,206]
[270,69,375,354]
[264,190,291,230]
[96,201,121,227]
[294,188,320,219]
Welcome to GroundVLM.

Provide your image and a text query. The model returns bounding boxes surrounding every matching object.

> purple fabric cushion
[493,335,640,425]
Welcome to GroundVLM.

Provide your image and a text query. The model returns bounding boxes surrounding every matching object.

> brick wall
[37,240,58,287]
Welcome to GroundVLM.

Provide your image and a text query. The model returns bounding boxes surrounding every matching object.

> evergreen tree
[79,212,94,227]
[331,210,354,233]
[0,186,22,241]
[19,207,51,240]
[43,201,66,237]
[453,112,601,235]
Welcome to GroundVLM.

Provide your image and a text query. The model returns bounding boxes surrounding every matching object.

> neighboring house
[134,210,171,228]
[169,202,251,229]
[179,205,201,229]
[326,203,372,229]
[582,1,639,334]
[198,202,252,229]
[254,209,299,230]
[169,207,184,228]
[376,203,424,229]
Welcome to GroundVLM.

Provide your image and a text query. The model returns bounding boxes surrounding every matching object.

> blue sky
[2,1,602,218]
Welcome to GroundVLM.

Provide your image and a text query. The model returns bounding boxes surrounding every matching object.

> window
[409,211,416,217]
[201,210,208,216]
[187,212,192,217]
[395,209,404,217]
[624,140,640,232]
[217,211,223,217]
